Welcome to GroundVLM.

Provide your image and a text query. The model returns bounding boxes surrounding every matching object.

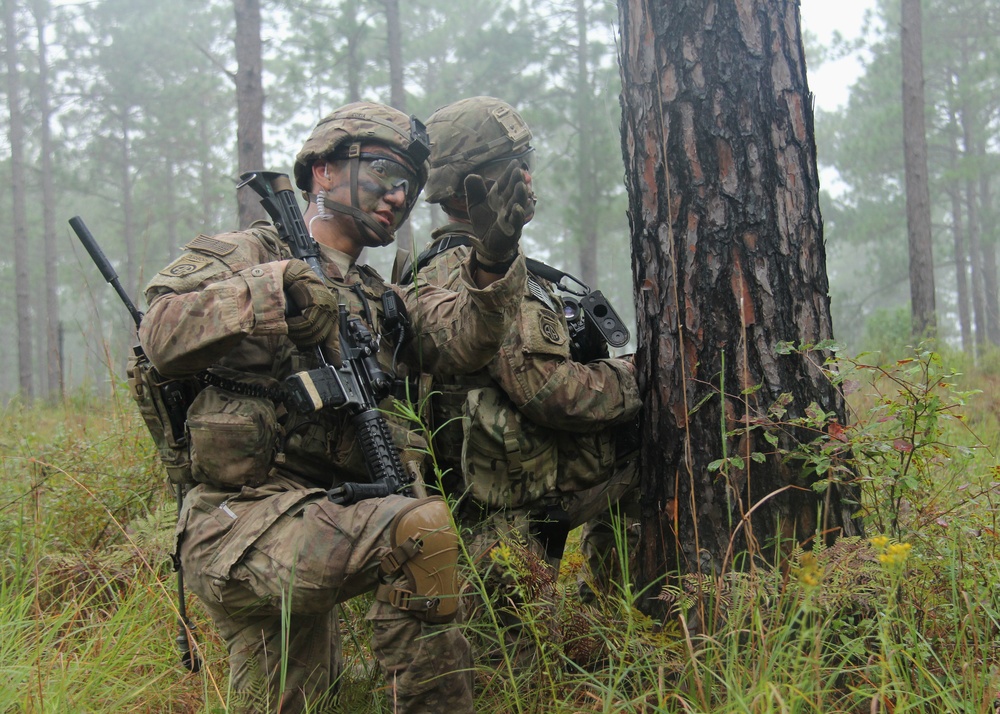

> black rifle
[237,171,412,505]
[68,216,201,674]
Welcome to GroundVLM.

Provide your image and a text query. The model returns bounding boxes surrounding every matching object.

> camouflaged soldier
[402,96,641,591]
[139,101,530,713]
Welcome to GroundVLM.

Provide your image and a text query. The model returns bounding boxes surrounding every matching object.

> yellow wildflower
[490,542,513,565]
[870,535,890,550]
[796,552,823,587]
[878,541,913,567]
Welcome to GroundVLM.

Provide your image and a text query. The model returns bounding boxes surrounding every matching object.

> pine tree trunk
[234,0,266,228]
[344,0,362,103]
[978,170,999,345]
[618,0,859,614]
[5,0,34,403]
[34,0,62,400]
[383,0,413,259]
[900,0,936,337]
[948,185,973,354]
[575,0,599,287]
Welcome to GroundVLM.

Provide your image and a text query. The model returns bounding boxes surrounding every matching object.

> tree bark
[234,0,266,228]
[383,0,413,258]
[900,0,936,338]
[33,0,62,400]
[618,0,858,613]
[575,0,599,287]
[946,95,972,354]
[960,99,986,351]
[948,184,972,354]
[4,0,34,403]
[344,0,362,103]
[978,167,999,345]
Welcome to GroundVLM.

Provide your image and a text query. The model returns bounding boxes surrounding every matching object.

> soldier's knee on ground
[375,497,461,623]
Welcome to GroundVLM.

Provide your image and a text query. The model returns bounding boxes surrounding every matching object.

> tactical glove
[282,259,337,348]
[465,159,530,271]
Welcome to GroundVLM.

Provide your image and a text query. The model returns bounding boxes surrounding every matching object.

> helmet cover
[423,96,532,204]
[294,101,430,192]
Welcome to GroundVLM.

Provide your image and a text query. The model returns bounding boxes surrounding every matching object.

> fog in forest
[1,0,996,402]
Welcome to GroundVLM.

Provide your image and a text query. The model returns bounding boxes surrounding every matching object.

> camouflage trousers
[177,475,473,714]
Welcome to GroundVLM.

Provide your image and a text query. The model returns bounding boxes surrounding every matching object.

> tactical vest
[138,226,420,491]
[411,232,616,510]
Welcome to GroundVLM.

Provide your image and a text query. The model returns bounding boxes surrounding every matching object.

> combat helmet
[424,96,532,205]
[294,102,431,244]
[295,101,430,191]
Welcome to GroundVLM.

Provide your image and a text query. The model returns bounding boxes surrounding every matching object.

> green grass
[2,346,999,712]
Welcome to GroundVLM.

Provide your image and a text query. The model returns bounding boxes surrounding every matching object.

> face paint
[321,146,422,246]
[358,155,420,207]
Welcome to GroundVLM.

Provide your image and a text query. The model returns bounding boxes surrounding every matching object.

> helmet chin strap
[325,197,395,246]
[310,142,422,246]
[308,156,395,246]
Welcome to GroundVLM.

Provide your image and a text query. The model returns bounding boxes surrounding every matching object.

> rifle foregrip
[353,409,408,486]
[328,481,396,505]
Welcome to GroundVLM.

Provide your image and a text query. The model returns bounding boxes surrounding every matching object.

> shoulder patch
[158,253,214,278]
[538,312,566,345]
[184,234,239,256]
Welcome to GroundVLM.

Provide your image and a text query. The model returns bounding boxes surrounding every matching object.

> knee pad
[376,496,461,623]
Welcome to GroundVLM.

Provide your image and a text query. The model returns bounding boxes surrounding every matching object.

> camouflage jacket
[404,222,640,509]
[139,223,526,489]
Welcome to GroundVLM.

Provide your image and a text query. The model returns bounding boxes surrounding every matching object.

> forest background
[3,0,997,403]
[4,1,1000,711]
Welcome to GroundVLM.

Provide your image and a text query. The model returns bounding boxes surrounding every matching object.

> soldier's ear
[312,162,334,191]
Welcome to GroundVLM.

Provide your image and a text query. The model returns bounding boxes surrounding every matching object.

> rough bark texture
[618,0,858,609]
[234,0,266,228]
[900,0,936,337]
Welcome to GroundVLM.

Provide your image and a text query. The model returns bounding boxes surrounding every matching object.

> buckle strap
[379,535,422,577]
[375,581,441,614]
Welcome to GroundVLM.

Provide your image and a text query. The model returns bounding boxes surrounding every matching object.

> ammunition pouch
[376,497,460,623]
[126,350,200,486]
[554,429,616,492]
[187,385,280,489]
[461,387,557,509]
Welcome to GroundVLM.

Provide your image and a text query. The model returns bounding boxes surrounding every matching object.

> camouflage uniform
[406,226,640,568]
[412,98,642,629]
[141,216,526,712]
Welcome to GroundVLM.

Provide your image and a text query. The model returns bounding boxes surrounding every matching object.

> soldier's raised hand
[464,160,530,272]
[282,259,337,348]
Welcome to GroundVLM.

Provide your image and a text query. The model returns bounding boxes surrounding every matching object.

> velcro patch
[538,312,566,345]
[185,234,238,256]
[159,253,213,278]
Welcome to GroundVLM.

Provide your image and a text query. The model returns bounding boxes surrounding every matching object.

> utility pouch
[461,387,557,509]
[126,350,199,486]
[186,386,279,489]
[555,429,616,492]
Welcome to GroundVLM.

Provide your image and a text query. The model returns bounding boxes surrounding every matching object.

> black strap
[407,232,591,297]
